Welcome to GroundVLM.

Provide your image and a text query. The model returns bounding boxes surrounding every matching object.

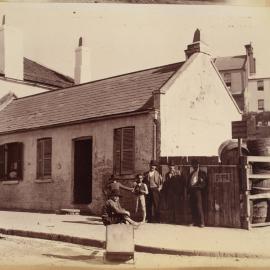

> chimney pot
[79,37,82,47]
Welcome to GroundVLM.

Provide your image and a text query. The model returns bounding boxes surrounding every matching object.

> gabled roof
[0,62,184,134]
[213,55,246,71]
[23,58,74,88]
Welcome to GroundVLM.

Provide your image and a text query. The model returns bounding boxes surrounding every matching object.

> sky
[0,2,269,80]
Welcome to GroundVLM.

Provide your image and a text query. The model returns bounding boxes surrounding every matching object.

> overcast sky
[0,2,269,80]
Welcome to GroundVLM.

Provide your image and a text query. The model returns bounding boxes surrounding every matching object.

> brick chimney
[74,37,91,84]
[245,43,256,75]
[185,29,210,60]
[0,15,24,80]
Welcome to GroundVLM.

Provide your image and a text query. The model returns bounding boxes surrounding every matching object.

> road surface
[0,234,270,268]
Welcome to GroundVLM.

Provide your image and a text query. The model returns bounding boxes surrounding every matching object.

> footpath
[0,210,270,259]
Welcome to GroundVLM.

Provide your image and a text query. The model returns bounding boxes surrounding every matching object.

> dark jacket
[187,169,207,191]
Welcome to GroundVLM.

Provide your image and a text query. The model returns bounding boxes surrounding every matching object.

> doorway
[73,138,92,204]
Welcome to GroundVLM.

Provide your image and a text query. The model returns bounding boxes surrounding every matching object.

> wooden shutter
[43,139,52,177]
[0,145,5,179]
[37,140,43,178]
[16,143,23,179]
[37,138,52,179]
[121,127,135,174]
[113,129,122,175]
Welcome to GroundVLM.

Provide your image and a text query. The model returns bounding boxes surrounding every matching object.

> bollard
[104,224,134,263]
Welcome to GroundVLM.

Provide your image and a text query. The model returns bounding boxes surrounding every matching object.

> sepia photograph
[0,0,269,269]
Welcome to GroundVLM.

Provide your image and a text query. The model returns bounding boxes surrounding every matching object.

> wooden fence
[160,163,242,228]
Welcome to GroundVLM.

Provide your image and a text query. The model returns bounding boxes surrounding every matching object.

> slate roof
[23,58,74,88]
[0,62,184,134]
[213,55,246,71]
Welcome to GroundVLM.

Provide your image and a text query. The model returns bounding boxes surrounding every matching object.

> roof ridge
[16,61,184,101]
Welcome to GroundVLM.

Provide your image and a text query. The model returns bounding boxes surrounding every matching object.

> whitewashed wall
[160,52,241,156]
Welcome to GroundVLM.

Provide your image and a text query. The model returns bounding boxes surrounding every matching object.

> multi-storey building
[213,43,256,112]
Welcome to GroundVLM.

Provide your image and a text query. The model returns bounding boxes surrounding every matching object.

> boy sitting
[102,189,139,227]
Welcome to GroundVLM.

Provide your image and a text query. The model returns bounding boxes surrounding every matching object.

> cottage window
[113,127,135,175]
[257,80,264,91]
[224,73,231,89]
[37,138,52,179]
[0,142,23,180]
[258,99,264,111]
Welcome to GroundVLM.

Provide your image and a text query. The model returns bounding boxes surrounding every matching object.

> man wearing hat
[144,160,163,223]
[187,159,207,228]
[102,189,139,226]
[162,160,183,224]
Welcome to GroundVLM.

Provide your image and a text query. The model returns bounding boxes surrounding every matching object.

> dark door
[74,138,92,204]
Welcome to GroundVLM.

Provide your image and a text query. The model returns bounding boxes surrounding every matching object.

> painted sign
[232,120,247,139]
[214,173,231,183]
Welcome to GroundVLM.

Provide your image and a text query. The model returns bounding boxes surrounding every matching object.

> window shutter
[37,139,43,178]
[121,127,135,174]
[43,139,52,177]
[113,129,122,175]
[0,145,5,179]
[16,143,23,179]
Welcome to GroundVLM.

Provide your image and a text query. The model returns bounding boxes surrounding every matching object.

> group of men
[102,159,207,228]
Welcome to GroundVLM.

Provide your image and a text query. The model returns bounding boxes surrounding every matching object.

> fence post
[241,156,251,230]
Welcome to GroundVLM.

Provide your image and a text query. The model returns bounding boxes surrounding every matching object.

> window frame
[36,137,52,180]
[257,80,264,91]
[224,73,231,89]
[258,99,264,111]
[113,127,135,175]
[0,142,23,181]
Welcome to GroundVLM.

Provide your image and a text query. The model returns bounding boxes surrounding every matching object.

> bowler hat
[110,189,122,197]
[150,160,159,166]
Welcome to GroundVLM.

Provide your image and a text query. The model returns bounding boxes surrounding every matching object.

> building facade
[246,77,270,113]
[0,30,241,214]
[213,43,256,112]
[0,16,74,99]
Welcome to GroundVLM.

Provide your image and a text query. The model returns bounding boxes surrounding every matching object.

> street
[0,234,270,269]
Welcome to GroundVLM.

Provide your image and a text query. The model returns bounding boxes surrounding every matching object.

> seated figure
[102,189,139,227]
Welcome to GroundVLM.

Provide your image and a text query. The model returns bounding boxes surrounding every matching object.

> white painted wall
[247,78,270,112]
[0,78,49,98]
[160,52,241,157]
[0,25,23,80]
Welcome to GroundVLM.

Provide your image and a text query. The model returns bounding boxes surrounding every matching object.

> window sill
[2,180,20,185]
[34,179,53,183]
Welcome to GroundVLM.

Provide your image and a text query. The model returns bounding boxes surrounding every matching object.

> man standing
[162,160,183,224]
[144,160,163,223]
[187,159,207,228]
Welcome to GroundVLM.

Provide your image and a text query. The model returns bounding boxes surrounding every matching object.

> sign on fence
[232,120,247,139]
[214,173,232,183]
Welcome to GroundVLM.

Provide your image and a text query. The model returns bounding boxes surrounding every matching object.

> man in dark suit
[144,160,163,223]
[162,160,184,224]
[187,159,207,228]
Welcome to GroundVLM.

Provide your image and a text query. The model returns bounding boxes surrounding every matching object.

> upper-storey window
[224,73,231,89]
[258,99,264,111]
[257,80,264,91]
